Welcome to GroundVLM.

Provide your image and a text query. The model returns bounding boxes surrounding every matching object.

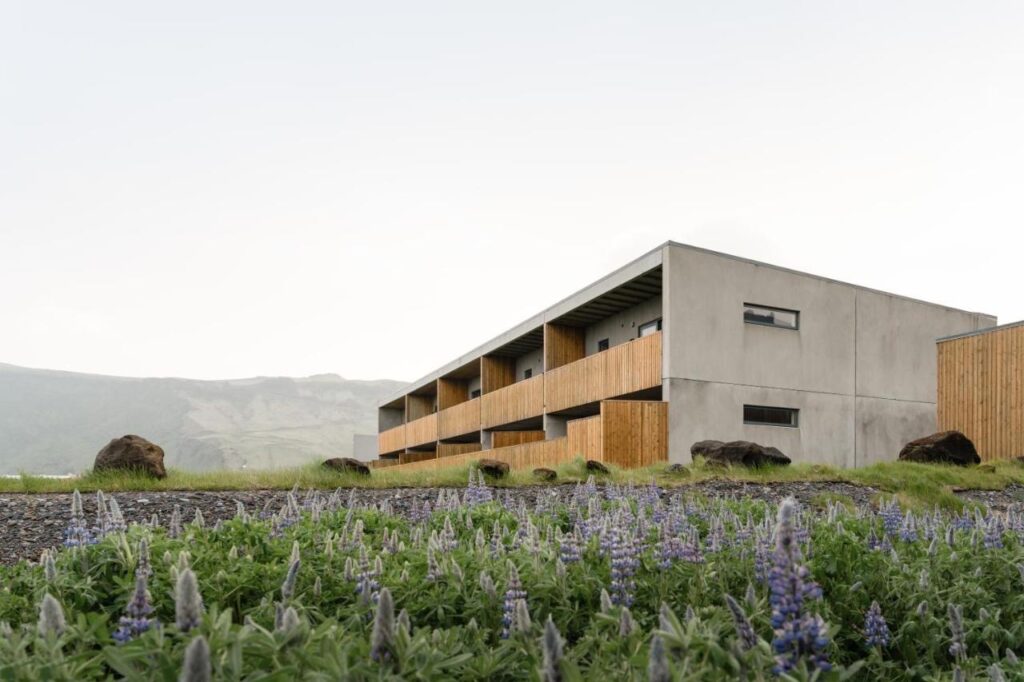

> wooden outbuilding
[937,321,1024,461]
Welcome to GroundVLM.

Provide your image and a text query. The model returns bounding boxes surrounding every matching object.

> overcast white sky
[2,1,1022,383]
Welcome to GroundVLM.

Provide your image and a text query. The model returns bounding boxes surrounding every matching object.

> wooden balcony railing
[481,374,545,429]
[405,414,438,447]
[378,424,406,455]
[438,397,481,440]
[545,331,662,413]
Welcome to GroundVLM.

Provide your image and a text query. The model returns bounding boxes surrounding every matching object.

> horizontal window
[743,304,799,330]
[743,405,799,427]
[470,389,481,399]
[638,319,662,337]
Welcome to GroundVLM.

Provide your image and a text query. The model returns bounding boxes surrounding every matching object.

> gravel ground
[1,480,1020,566]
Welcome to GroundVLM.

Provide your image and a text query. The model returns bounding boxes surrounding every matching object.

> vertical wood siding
[567,415,602,460]
[378,425,406,455]
[481,356,516,393]
[545,331,662,412]
[405,414,438,447]
[938,324,1024,461]
[481,374,545,428]
[383,437,572,474]
[437,442,482,458]
[438,397,481,439]
[437,378,469,410]
[405,394,434,421]
[492,430,546,448]
[544,323,585,370]
[600,400,668,468]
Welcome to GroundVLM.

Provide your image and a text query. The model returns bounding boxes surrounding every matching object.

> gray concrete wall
[663,244,995,466]
[515,348,544,380]
[379,407,404,431]
[665,378,855,467]
[352,433,378,461]
[584,295,663,355]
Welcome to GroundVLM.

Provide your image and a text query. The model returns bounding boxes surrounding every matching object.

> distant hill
[0,363,402,474]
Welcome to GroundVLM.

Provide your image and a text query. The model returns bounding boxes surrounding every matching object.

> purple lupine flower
[863,601,890,649]
[948,603,966,661]
[559,527,581,564]
[605,520,639,607]
[768,499,830,675]
[725,594,758,651]
[899,513,918,543]
[113,573,157,644]
[64,490,97,548]
[656,526,686,569]
[680,527,705,564]
[501,561,527,639]
[984,515,1004,550]
[879,500,902,537]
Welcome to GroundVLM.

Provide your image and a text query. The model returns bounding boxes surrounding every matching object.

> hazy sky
[2,1,1023,383]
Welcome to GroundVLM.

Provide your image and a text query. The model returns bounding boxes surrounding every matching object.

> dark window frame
[743,303,800,330]
[638,318,662,338]
[597,338,610,352]
[470,388,481,399]
[743,404,799,428]
[523,368,533,380]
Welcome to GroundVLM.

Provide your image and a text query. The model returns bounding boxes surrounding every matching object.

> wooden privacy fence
[938,323,1024,461]
[567,400,668,468]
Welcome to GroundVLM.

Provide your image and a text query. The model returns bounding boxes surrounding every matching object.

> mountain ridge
[0,363,402,474]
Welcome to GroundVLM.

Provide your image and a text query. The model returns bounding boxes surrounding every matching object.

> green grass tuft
[2,457,1022,509]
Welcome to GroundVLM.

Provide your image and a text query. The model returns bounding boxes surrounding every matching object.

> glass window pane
[744,305,799,330]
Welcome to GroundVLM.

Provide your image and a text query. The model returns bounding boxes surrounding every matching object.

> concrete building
[376,242,995,470]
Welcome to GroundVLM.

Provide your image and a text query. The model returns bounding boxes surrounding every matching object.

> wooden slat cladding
[405,414,438,447]
[406,394,435,421]
[600,400,668,468]
[492,430,546,448]
[545,331,662,413]
[385,437,571,474]
[481,374,545,428]
[399,451,436,464]
[481,356,516,393]
[544,323,585,370]
[938,324,1024,462]
[438,397,481,439]
[567,415,602,460]
[378,425,406,455]
[438,442,482,458]
[437,378,469,410]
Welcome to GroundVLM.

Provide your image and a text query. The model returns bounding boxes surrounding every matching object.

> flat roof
[937,319,1024,343]
[381,240,996,406]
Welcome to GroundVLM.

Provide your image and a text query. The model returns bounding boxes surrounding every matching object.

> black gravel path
[3,480,1020,566]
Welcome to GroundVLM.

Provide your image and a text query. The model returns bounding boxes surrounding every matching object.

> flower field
[1,471,1023,680]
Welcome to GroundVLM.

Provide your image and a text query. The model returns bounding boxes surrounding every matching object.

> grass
[2,457,1023,509]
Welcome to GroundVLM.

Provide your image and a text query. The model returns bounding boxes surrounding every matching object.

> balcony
[481,374,545,429]
[545,331,662,413]
[378,424,406,455]
[438,397,482,440]
[406,413,438,447]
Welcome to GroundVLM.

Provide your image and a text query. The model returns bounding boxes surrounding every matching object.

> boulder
[691,440,791,468]
[93,435,167,479]
[898,431,980,466]
[532,467,557,481]
[323,457,371,476]
[690,440,725,459]
[477,458,510,478]
[585,459,610,474]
